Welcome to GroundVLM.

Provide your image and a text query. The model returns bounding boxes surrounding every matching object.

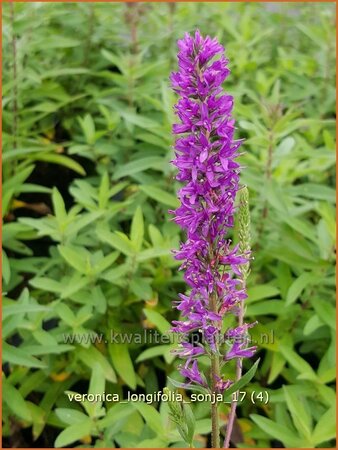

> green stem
[223,290,245,448]
[211,354,220,448]
[210,293,220,448]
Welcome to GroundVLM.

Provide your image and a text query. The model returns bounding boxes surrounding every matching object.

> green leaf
[55,408,89,425]
[3,343,46,368]
[60,273,90,299]
[2,250,11,284]
[3,303,51,319]
[288,183,335,202]
[31,153,85,175]
[224,359,260,400]
[247,285,280,303]
[97,402,134,430]
[77,346,117,383]
[54,420,93,448]
[98,227,135,256]
[140,185,179,208]
[264,180,288,214]
[283,386,312,439]
[136,345,174,363]
[135,438,167,448]
[250,414,304,448]
[133,402,165,435]
[55,303,76,326]
[20,344,74,355]
[3,377,32,421]
[98,172,110,209]
[130,278,152,300]
[93,251,119,275]
[282,216,317,242]
[58,245,88,273]
[78,114,96,145]
[52,187,67,223]
[101,263,130,283]
[312,299,336,330]
[85,363,106,417]
[303,314,324,336]
[279,343,318,381]
[286,273,312,306]
[120,112,164,135]
[183,403,196,446]
[267,352,286,384]
[29,277,63,294]
[136,247,171,262]
[312,405,336,445]
[317,219,334,260]
[131,206,144,251]
[113,157,164,180]
[109,343,137,390]
[167,377,208,395]
[143,309,170,333]
[246,300,284,316]
[3,164,34,191]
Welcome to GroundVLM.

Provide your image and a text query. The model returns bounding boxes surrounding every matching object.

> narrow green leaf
[98,172,110,209]
[312,405,336,445]
[283,386,312,439]
[32,154,86,175]
[58,245,88,273]
[3,343,46,368]
[54,420,93,448]
[143,309,171,333]
[286,273,312,305]
[303,314,324,336]
[250,414,304,448]
[2,250,11,284]
[52,188,67,223]
[279,344,318,381]
[78,114,96,145]
[131,206,144,251]
[140,185,179,208]
[109,343,137,390]
[133,402,165,435]
[55,408,89,425]
[130,278,152,300]
[113,157,164,180]
[167,377,208,395]
[136,247,171,262]
[183,402,196,446]
[224,359,260,400]
[3,377,32,421]
[312,300,336,330]
[247,285,280,303]
[98,227,135,256]
[77,346,117,383]
[268,352,286,384]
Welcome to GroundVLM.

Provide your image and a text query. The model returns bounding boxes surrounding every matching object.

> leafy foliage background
[2,2,336,448]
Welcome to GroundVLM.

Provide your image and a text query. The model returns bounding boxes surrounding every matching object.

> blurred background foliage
[2,2,336,448]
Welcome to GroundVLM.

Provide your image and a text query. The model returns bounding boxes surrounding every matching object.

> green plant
[2,3,336,448]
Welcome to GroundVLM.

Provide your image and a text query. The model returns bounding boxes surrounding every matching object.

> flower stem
[211,353,220,448]
[210,293,220,448]
[224,188,251,448]
[223,294,245,448]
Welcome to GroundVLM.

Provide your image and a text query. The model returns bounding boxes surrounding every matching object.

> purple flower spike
[170,31,256,395]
